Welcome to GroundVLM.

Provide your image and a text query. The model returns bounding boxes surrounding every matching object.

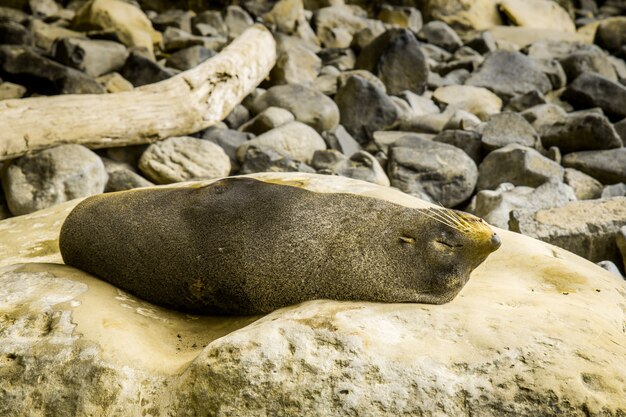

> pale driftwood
[0,24,276,161]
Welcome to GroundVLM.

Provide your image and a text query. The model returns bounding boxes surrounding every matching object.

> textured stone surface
[432,85,502,120]
[562,148,626,184]
[564,168,603,200]
[417,20,462,52]
[510,197,626,264]
[239,106,294,135]
[562,73,626,120]
[52,38,128,78]
[498,0,575,33]
[433,129,484,164]
[480,112,539,151]
[541,111,622,153]
[0,145,107,216]
[240,146,316,174]
[477,145,564,190]
[139,136,230,184]
[387,135,478,206]
[0,173,625,416]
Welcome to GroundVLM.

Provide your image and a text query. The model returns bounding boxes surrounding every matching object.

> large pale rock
[0,145,107,216]
[0,173,624,416]
[423,0,502,31]
[432,85,502,120]
[510,197,626,264]
[498,0,576,33]
[236,121,326,163]
[73,0,162,59]
[139,136,230,184]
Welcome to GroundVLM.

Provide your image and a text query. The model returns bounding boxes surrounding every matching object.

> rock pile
[1,2,626,267]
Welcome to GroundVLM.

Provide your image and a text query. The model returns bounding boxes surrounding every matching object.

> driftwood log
[0,24,276,162]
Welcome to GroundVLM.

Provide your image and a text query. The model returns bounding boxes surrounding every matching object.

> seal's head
[397,207,501,304]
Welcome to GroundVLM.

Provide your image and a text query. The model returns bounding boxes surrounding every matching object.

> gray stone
[96,72,133,93]
[420,43,452,63]
[249,84,339,133]
[432,85,502,121]
[0,145,107,216]
[324,150,390,186]
[561,73,626,120]
[396,91,440,116]
[560,51,618,83]
[165,45,215,71]
[464,30,497,55]
[336,69,386,93]
[311,149,346,171]
[313,5,382,49]
[223,104,250,130]
[355,28,429,95]
[398,106,455,134]
[614,117,626,146]
[200,126,251,171]
[0,45,104,95]
[594,16,626,52]
[521,103,568,137]
[541,111,622,153]
[481,112,539,151]
[150,9,194,33]
[139,136,230,184]
[335,75,398,145]
[467,181,577,229]
[510,197,626,264]
[102,158,154,193]
[311,73,337,95]
[377,5,423,33]
[602,183,626,198]
[433,129,484,164]
[564,168,603,200]
[562,148,626,184]
[28,19,86,54]
[270,45,321,86]
[504,90,547,112]
[442,109,481,131]
[240,107,295,135]
[236,121,326,163]
[531,58,567,90]
[0,81,26,100]
[465,51,552,101]
[596,260,624,278]
[263,0,319,47]
[120,50,175,87]
[192,11,228,38]
[318,48,356,71]
[224,5,254,40]
[106,145,149,168]
[162,27,226,52]
[477,145,564,191]
[240,146,316,174]
[321,125,361,156]
[417,20,463,52]
[387,134,478,206]
[52,38,128,78]
[0,21,33,46]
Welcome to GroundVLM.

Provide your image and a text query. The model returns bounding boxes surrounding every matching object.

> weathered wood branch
[0,24,276,161]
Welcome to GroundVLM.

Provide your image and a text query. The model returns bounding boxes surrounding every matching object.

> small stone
[224,104,250,130]
[377,5,422,33]
[509,197,626,264]
[262,0,318,47]
[139,136,230,184]
[387,134,478,206]
[120,50,175,87]
[318,48,355,71]
[504,90,547,112]
[331,150,390,186]
[192,11,228,38]
[561,73,626,121]
[106,145,148,168]
[162,27,225,52]
[311,74,337,96]
[614,118,626,146]
[432,85,502,120]
[240,107,295,135]
[200,127,251,171]
[417,20,463,52]
[240,146,316,175]
[559,51,618,83]
[467,181,577,229]
[334,75,398,145]
[0,82,26,100]
[398,106,455,134]
[465,50,552,101]
[150,9,194,33]
[480,112,539,151]
[29,0,59,17]
[101,158,154,192]
[0,144,107,216]
[336,70,385,93]
[321,125,361,157]
[73,0,162,58]
[564,168,603,200]
[602,183,626,198]
[562,148,626,184]
[397,91,440,116]
[433,129,484,164]
[498,0,576,33]
[0,45,104,95]
[351,25,386,51]
[96,72,133,93]
[464,31,497,55]
[270,45,321,86]
[224,5,254,40]
[249,84,339,133]
[313,5,380,49]
[442,109,481,131]
[596,261,624,279]
[528,58,567,90]
[311,149,346,171]
[477,144,564,191]
[355,28,429,95]
[594,16,626,52]
[52,38,128,78]
[423,0,503,32]
[0,21,34,46]
[236,121,326,163]
[165,45,215,71]
[28,19,85,54]
[541,111,622,154]
[521,103,568,136]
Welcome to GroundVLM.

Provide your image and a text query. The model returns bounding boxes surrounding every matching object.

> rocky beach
[0,0,625,415]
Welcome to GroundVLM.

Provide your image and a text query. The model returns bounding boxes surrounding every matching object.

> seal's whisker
[422,208,460,230]
[431,208,467,231]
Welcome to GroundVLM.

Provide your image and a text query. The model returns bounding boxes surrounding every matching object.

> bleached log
[0,24,276,161]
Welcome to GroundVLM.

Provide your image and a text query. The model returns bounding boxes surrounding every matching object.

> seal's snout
[490,233,501,249]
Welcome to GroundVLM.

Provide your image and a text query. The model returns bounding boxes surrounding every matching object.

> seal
[59,177,501,315]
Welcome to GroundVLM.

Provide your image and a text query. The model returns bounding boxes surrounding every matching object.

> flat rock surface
[0,173,624,417]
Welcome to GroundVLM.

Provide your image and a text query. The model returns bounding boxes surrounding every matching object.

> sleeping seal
[59,177,501,315]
